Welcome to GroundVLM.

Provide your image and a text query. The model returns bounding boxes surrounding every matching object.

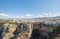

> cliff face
[0,21,59,39]
[0,22,33,39]
[1,23,17,39]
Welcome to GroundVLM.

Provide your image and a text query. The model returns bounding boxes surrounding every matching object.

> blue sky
[0,0,60,18]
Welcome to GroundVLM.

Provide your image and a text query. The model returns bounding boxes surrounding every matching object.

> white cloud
[19,13,60,18]
[41,13,53,17]
[38,13,60,17]
[25,14,33,17]
[25,14,34,18]
[0,13,60,19]
[0,13,9,16]
[54,13,60,16]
